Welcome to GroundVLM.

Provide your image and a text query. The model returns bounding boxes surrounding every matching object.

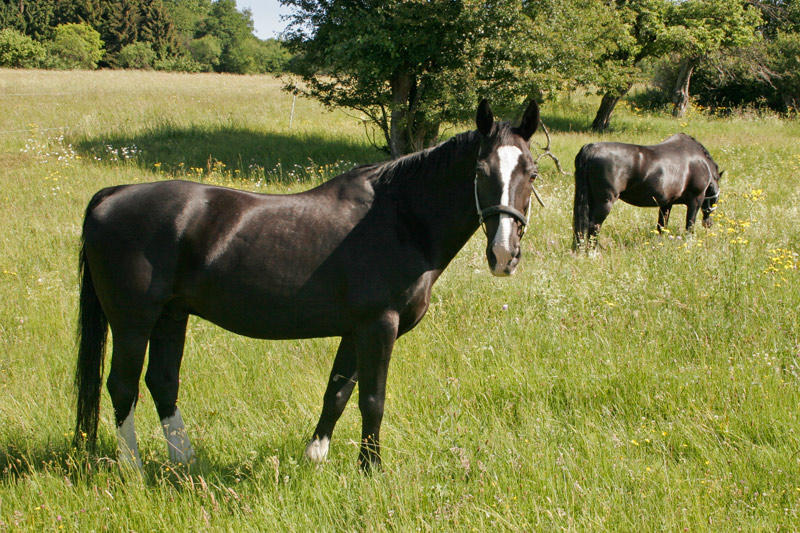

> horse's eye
[475,162,490,178]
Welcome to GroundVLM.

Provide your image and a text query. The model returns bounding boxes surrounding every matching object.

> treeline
[0,0,291,73]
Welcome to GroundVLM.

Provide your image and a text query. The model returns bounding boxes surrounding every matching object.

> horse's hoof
[305,436,330,463]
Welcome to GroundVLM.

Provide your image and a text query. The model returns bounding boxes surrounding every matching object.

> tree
[162,0,211,37]
[664,0,762,117]
[138,0,179,59]
[197,0,255,73]
[102,0,141,62]
[588,0,671,131]
[282,0,537,158]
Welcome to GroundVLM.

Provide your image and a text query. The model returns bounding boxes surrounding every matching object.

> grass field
[1,69,799,531]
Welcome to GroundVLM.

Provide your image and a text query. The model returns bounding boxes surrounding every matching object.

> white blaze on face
[492,145,523,272]
[116,403,143,470]
[161,407,194,465]
[305,436,330,463]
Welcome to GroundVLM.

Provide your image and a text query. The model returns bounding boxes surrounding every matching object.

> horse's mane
[678,133,720,173]
[368,129,482,189]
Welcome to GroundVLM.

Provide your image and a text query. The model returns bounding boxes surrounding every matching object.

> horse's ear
[719,170,725,180]
[518,100,540,141]
[476,99,494,136]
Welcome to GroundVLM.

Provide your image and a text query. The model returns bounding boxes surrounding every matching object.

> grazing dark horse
[74,99,540,470]
[573,133,721,249]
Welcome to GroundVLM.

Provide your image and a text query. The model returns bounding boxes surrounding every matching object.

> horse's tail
[573,146,592,249]
[74,195,110,450]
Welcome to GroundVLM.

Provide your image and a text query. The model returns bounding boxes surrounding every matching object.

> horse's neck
[391,135,482,268]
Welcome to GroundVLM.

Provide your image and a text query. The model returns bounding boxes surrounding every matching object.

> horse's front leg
[685,195,704,233]
[306,336,359,463]
[657,205,672,233]
[355,311,400,470]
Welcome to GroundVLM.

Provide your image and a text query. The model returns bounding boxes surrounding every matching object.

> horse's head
[702,168,723,228]
[474,99,540,276]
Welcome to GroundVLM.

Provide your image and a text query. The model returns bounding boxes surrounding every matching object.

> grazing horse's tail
[573,147,592,249]
[74,195,110,450]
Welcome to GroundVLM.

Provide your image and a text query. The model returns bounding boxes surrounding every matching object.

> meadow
[1,69,799,531]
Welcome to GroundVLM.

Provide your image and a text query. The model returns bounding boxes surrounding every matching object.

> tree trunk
[591,83,633,132]
[672,57,699,118]
[389,71,411,159]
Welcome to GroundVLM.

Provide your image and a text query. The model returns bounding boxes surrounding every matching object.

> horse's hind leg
[306,335,359,463]
[144,311,193,465]
[107,327,151,470]
[588,200,613,246]
[657,205,672,233]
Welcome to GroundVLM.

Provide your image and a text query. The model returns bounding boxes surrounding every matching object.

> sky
[236,0,293,40]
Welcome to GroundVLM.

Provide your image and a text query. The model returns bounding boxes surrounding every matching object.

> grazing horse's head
[702,165,723,228]
[474,99,540,276]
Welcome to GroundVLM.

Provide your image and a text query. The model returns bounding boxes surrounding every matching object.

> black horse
[573,133,721,248]
[75,99,540,470]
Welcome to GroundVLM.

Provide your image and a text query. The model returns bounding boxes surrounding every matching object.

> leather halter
[702,189,720,213]
[474,173,530,236]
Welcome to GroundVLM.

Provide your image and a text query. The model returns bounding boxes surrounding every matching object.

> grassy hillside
[1,69,799,531]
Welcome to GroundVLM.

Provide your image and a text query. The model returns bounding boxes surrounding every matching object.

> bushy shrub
[0,28,45,68]
[153,54,206,73]
[188,35,222,69]
[47,23,104,70]
[118,42,157,70]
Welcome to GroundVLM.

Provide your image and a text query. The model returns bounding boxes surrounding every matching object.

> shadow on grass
[73,125,383,183]
[0,432,353,489]
[0,436,120,484]
[539,112,594,134]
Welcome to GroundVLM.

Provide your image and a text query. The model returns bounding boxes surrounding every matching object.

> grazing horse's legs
[355,312,399,470]
[306,336,359,463]
[657,205,672,233]
[685,195,704,232]
[106,327,150,469]
[145,312,193,465]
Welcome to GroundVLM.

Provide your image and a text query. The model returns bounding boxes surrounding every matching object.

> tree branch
[534,119,569,175]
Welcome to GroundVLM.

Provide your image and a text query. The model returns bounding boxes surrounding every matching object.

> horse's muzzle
[488,242,521,277]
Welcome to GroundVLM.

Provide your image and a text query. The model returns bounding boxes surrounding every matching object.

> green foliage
[0,27,45,67]
[662,0,763,59]
[0,0,57,40]
[162,0,211,36]
[770,31,800,110]
[47,22,105,69]
[117,40,156,69]
[249,38,292,73]
[153,53,205,72]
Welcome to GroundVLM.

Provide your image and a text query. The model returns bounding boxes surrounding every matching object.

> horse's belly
[183,290,349,339]
[618,191,661,208]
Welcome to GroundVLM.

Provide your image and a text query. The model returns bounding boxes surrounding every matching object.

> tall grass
[1,69,799,531]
